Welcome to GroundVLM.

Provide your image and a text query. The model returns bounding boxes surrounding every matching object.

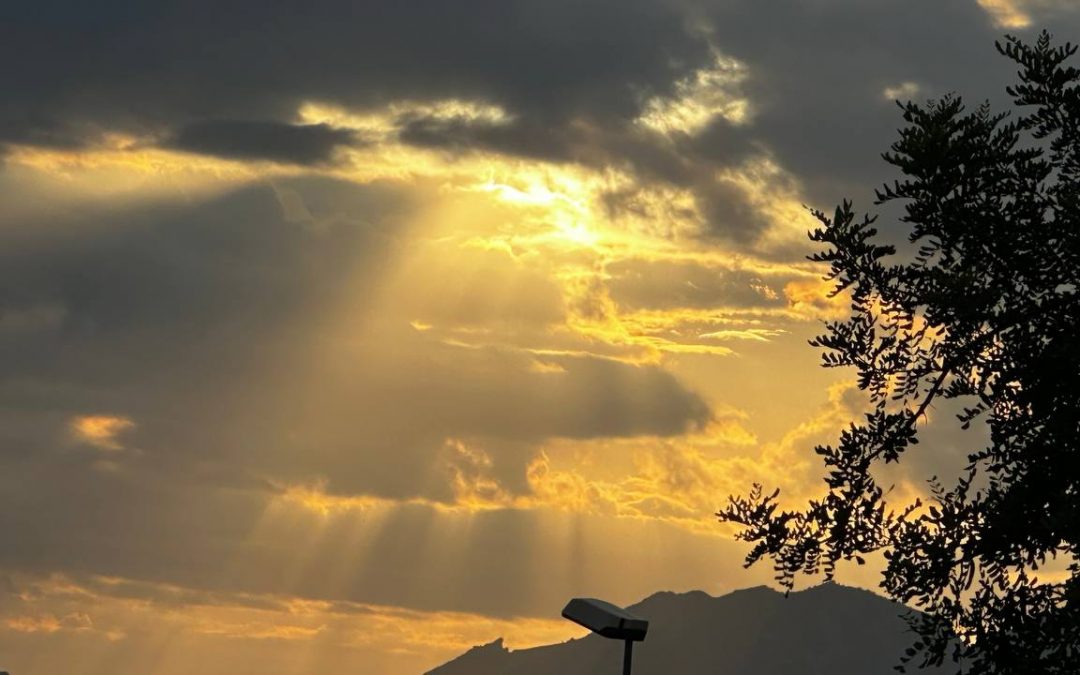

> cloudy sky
[1,1,1078,673]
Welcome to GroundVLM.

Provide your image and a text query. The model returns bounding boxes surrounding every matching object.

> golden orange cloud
[261,382,864,537]
[638,51,752,134]
[0,572,580,657]
[976,0,1033,27]
[69,415,135,451]
[783,277,851,320]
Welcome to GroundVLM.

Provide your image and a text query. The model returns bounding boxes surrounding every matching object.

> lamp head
[561,597,649,642]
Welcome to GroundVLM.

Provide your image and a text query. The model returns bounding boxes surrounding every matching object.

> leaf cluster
[718,31,1080,674]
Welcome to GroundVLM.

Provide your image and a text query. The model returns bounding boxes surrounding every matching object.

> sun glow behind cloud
[3,92,856,525]
[7,104,849,434]
[1,88,872,675]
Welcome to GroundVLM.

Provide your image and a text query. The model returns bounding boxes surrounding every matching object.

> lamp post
[561,597,649,675]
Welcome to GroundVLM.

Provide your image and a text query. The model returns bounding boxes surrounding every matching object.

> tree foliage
[717,31,1080,674]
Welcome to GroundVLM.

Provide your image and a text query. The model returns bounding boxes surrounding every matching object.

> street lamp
[561,597,649,675]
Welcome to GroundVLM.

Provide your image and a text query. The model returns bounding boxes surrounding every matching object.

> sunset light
[2,3,1077,674]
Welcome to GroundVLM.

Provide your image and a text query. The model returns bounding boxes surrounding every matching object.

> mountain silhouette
[427,583,948,675]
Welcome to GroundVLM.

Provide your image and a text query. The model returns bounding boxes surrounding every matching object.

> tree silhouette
[718,31,1079,674]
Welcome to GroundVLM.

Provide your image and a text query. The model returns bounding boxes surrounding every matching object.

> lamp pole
[560,597,648,675]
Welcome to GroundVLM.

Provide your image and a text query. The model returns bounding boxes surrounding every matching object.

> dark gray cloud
[0,0,710,144]
[167,120,359,164]
[6,1,1077,245]
[0,177,411,390]
[606,258,787,311]
[696,0,1015,206]
[396,116,592,165]
[387,2,1079,241]
[693,177,773,243]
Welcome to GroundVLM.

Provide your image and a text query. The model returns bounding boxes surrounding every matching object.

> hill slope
[426,583,944,675]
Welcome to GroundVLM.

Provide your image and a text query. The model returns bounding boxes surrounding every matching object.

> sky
[1,1,1078,674]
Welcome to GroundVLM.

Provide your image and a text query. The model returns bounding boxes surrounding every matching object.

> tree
[717,31,1080,674]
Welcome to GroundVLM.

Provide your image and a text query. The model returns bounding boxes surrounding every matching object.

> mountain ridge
[426,583,944,675]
